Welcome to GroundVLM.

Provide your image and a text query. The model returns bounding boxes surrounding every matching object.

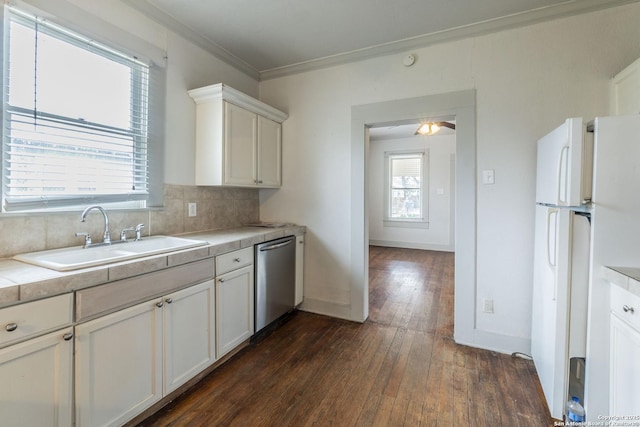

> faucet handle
[120,227,136,242]
[75,232,92,248]
[135,224,145,241]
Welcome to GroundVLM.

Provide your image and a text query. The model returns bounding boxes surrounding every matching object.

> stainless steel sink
[14,236,208,271]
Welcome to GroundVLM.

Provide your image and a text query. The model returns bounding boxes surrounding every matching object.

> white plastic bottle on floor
[566,396,585,422]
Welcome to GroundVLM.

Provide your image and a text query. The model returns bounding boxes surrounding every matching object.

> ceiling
[125,0,637,79]
[369,121,456,142]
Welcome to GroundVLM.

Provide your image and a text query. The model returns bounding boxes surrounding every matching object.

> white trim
[10,0,167,67]
[188,83,288,123]
[351,90,476,344]
[296,298,353,322]
[370,240,452,252]
[382,220,430,229]
[455,328,531,356]
[118,0,635,80]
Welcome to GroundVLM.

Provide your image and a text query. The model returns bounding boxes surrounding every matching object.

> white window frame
[1,4,164,213]
[383,150,429,228]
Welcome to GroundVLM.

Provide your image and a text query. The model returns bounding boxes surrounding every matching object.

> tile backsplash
[0,184,259,259]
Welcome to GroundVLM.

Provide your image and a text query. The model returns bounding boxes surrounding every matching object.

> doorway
[349,90,476,346]
[367,120,456,252]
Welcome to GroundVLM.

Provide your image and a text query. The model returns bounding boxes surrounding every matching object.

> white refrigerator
[532,117,591,420]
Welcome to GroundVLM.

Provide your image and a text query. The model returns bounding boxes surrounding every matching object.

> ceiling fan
[415,121,456,136]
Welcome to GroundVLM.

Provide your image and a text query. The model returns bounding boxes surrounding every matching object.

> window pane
[9,21,132,129]
[391,157,421,189]
[391,189,421,219]
[8,21,36,110]
[3,8,150,211]
[8,115,137,198]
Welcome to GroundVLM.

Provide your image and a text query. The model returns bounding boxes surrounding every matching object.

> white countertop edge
[603,266,640,298]
[0,225,305,308]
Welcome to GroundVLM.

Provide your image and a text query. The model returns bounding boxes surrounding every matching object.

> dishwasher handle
[259,239,294,251]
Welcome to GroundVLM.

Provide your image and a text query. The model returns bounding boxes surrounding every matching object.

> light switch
[483,298,494,314]
[436,188,445,195]
[482,169,495,185]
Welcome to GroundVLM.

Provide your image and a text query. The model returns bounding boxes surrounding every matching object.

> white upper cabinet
[611,57,640,115]
[188,84,288,188]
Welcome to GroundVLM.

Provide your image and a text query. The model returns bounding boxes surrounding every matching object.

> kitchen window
[384,151,429,227]
[1,5,159,212]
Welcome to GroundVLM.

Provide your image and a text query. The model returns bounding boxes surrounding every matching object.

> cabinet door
[0,328,73,427]
[610,314,640,414]
[295,235,304,306]
[257,115,282,187]
[216,265,254,358]
[164,280,216,394]
[76,300,163,427]
[224,101,257,186]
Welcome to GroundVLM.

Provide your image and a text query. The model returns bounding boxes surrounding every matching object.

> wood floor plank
[135,247,552,427]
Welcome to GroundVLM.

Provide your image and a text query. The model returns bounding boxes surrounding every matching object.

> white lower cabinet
[163,280,216,394]
[0,327,73,427]
[75,299,162,427]
[216,265,254,358]
[610,285,640,415]
[75,280,215,427]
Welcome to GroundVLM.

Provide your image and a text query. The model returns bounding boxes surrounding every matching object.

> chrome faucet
[80,205,111,245]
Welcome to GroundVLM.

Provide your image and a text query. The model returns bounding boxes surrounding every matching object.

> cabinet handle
[63,332,74,341]
[219,278,225,283]
[165,298,173,304]
[623,305,635,314]
[156,301,164,308]
[5,323,17,332]
[258,180,263,184]
[233,258,241,263]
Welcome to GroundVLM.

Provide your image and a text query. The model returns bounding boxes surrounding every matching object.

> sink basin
[14,236,208,271]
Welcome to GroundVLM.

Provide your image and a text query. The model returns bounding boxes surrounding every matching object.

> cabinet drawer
[611,285,640,331]
[0,293,73,347]
[216,247,253,276]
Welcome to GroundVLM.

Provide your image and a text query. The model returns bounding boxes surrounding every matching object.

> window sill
[383,220,430,229]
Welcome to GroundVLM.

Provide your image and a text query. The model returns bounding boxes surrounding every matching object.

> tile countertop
[603,266,640,298]
[0,225,305,308]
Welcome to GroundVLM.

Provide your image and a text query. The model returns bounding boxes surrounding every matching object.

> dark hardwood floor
[137,246,551,426]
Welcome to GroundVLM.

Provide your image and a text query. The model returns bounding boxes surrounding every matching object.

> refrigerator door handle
[546,209,558,268]
[557,145,570,204]
[547,208,559,301]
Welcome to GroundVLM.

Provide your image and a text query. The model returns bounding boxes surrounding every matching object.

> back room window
[2,6,150,211]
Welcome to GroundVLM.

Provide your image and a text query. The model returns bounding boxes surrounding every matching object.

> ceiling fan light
[415,122,440,135]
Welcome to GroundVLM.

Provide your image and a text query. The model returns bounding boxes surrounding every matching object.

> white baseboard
[369,239,454,252]
[297,298,358,322]
[455,328,531,355]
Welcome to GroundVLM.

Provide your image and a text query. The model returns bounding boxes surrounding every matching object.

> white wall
[369,134,455,251]
[259,2,640,351]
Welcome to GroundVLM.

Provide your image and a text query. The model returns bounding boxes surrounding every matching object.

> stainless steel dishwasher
[255,235,296,333]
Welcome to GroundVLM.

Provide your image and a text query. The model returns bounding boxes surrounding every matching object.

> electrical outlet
[483,298,494,314]
[188,202,197,217]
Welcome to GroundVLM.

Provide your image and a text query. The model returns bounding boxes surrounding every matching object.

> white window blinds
[386,152,426,221]
[2,6,150,211]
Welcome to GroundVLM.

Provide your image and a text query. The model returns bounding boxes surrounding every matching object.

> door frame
[349,90,476,345]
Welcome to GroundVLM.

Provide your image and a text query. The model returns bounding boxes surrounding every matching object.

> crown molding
[188,83,289,122]
[260,0,640,80]
[123,0,639,82]
[122,0,260,80]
